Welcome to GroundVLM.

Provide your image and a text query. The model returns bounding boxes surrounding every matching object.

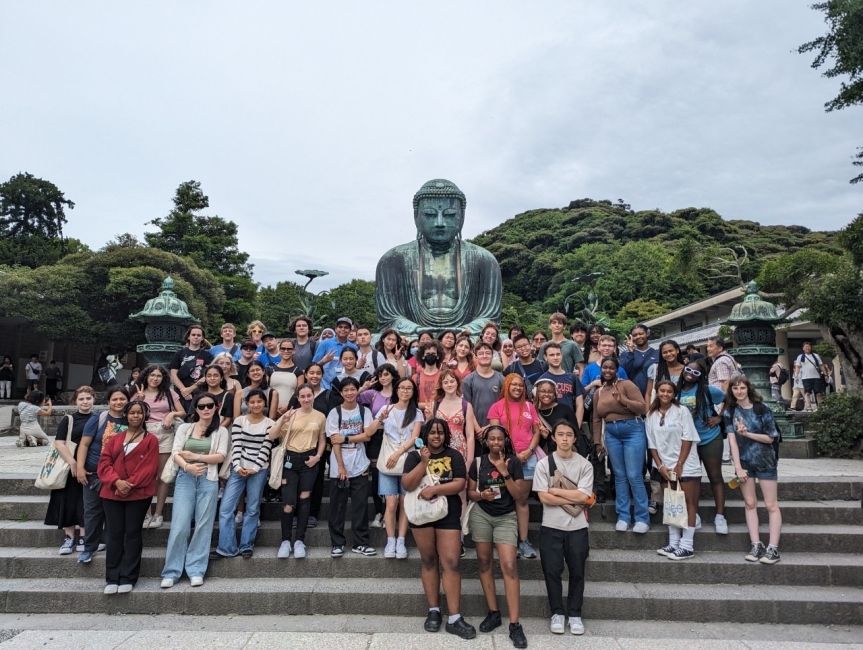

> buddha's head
[413,179,466,247]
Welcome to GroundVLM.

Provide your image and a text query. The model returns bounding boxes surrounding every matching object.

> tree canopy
[799,0,863,183]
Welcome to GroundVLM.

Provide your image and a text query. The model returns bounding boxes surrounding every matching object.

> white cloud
[0,1,857,291]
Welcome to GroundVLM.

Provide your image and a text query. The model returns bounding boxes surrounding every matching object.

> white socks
[448,613,461,624]
[679,526,696,551]
[668,525,681,548]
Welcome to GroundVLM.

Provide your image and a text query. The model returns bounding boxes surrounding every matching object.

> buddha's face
[415,197,463,245]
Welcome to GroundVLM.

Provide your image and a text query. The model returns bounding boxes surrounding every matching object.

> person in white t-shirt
[794,341,830,412]
[533,420,595,636]
[326,377,377,558]
[646,380,702,561]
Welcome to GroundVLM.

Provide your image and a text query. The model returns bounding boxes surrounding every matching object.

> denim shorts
[744,466,778,481]
[378,471,406,497]
[522,453,538,481]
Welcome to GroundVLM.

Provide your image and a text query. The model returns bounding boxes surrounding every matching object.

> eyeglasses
[683,367,702,377]
[280,347,294,351]
[533,337,546,343]
[241,346,256,351]
[196,403,217,410]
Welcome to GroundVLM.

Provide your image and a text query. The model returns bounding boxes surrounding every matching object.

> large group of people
[36,314,785,647]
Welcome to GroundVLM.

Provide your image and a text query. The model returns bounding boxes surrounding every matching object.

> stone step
[1,495,861,527]
[1,474,860,501]
[4,547,860,587]
[0,577,859,624]
[2,520,860,553]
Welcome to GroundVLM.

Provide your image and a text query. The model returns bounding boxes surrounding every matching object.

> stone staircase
[0,475,859,623]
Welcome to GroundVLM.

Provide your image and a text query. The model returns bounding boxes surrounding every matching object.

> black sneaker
[241,549,253,559]
[330,545,344,558]
[760,545,781,565]
[479,610,502,633]
[445,616,477,640]
[351,545,377,557]
[745,541,766,562]
[648,500,658,515]
[424,610,442,633]
[307,516,318,528]
[509,622,528,649]
[669,547,695,561]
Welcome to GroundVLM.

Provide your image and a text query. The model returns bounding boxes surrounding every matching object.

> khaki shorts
[147,422,175,454]
[468,506,517,546]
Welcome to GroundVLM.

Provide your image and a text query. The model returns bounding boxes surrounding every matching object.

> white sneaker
[148,514,164,529]
[58,536,74,555]
[277,540,292,559]
[96,543,106,552]
[384,538,397,559]
[569,616,585,635]
[117,584,133,594]
[143,514,152,528]
[615,520,629,532]
[293,540,306,559]
[234,512,244,525]
[370,513,384,528]
[395,538,408,559]
[190,576,204,587]
[632,522,650,534]
[103,584,118,595]
[550,614,565,634]
[714,514,728,535]
[694,513,702,530]
[160,578,174,589]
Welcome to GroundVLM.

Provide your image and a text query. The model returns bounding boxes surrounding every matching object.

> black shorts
[802,378,824,394]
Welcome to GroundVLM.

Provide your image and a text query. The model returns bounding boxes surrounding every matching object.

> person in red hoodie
[97,400,160,594]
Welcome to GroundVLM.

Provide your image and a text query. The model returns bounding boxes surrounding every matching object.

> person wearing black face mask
[416,340,444,412]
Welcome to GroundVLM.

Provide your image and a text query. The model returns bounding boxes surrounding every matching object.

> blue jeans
[605,418,649,525]
[161,469,219,580]
[216,468,268,556]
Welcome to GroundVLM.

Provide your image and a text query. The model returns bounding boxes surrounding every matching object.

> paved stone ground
[0,615,860,648]
[1,415,860,647]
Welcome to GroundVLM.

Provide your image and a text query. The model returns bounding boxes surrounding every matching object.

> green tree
[759,214,863,393]
[0,264,95,341]
[317,280,378,329]
[145,180,256,324]
[0,172,75,238]
[799,0,863,183]
[256,281,308,335]
[0,173,82,267]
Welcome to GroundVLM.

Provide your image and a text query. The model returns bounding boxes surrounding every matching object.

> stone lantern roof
[129,277,198,323]
[725,281,787,325]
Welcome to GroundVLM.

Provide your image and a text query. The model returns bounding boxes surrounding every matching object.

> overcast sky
[1,1,859,290]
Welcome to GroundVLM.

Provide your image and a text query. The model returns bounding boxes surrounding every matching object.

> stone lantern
[724,280,803,438]
[129,276,198,367]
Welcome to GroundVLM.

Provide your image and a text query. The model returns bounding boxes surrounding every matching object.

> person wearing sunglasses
[271,340,304,416]
[160,392,229,588]
[676,357,728,534]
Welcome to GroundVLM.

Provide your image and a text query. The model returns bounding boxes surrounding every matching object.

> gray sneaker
[760,545,780,565]
[517,540,537,559]
[293,540,307,559]
[745,541,766,562]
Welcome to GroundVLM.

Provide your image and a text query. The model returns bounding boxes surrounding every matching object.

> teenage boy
[505,334,546,387]
[539,313,584,377]
[326,377,376,557]
[463,343,504,426]
[539,343,584,424]
[291,316,317,372]
[619,324,658,398]
[236,340,257,386]
[581,336,628,390]
[259,333,281,368]
[313,317,358,389]
[533,422,595,636]
[794,341,831,412]
[210,323,240,359]
[355,325,386,374]
[570,323,588,347]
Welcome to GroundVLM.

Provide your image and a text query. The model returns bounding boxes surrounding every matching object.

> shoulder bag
[404,462,448,525]
[35,415,75,490]
[378,412,413,476]
[268,418,291,490]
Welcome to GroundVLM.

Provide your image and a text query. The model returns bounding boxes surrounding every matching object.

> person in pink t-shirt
[487,374,542,559]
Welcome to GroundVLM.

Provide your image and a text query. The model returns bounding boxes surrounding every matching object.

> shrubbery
[810,393,863,458]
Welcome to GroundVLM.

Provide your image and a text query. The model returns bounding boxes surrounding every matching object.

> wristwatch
[502,474,512,481]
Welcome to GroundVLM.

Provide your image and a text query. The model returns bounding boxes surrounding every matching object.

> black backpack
[776,367,789,386]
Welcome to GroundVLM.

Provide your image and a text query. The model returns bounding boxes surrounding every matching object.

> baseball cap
[336,317,353,327]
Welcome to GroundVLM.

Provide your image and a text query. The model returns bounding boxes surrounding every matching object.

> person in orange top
[97,400,160,595]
